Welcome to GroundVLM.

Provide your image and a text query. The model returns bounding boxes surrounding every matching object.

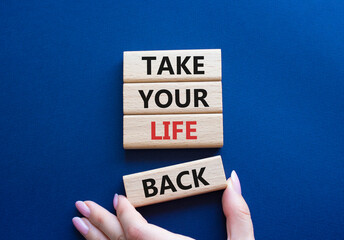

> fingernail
[231,170,242,195]
[113,193,119,210]
[75,201,90,218]
[72,217,89,235]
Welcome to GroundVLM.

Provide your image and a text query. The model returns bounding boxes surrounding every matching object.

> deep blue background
[1,1,343,239]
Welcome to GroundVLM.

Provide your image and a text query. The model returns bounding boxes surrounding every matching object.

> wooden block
[123,81,222,115]
[123,113,223,149]
[123,155,227,207]
[123,49,221,83]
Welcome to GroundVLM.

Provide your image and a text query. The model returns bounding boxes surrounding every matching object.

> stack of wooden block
[122,50,226,206]
[123,49,223,149]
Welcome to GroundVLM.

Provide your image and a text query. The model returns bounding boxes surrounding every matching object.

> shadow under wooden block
[123,155,227,207]
[123,81,223,115]
[123,113,223,149]
[123,49,221,83]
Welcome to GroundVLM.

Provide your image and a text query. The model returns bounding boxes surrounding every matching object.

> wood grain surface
[123,49,221,83]
[123,113,223,149]
[123,81,222,114]
[123,155,227,207]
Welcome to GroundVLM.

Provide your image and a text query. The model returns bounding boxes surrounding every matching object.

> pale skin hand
[72,170,255,240]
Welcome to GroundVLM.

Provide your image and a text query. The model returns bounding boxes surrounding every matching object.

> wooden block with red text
[122,49,223,149]
[123,81,223,115]
[123,113,223,149]
[123,49,222,83]
[123,155,227,207]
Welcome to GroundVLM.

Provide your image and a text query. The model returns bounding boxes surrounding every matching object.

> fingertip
[115,195,130,215]
[75,201,90,218]
[116,195,148,227]
[117,194,130,206]
[222,174,246,218]
[72,217,89,235]
[222,174,255,240]
[116,195,136,212]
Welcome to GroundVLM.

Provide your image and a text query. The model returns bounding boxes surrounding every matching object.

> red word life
[151,121,197,140]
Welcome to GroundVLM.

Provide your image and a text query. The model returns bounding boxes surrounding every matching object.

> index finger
[114,194,193,240]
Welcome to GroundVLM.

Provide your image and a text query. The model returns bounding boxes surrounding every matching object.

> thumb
[222,170,255,240]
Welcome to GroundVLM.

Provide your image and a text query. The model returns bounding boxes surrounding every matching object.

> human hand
[72,170,254,240]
